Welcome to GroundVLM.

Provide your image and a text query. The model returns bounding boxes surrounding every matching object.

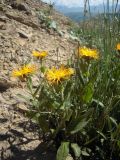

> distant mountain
[55,5,84,14]
[55,4,120,22]
[64,12,84,22]
[55,5,97,22]
[55,4,120,14]
[64,12,97,22]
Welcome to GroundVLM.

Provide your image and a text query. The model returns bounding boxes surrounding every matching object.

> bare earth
[0,0,77,159]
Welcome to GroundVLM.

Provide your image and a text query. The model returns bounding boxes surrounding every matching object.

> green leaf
[65,109,73,121]
[58,30,64,36]
[109,117,118,127]
[71,143,81,158]
[33,84,41,97]
[71,119,89,134]
[49,20,57,29]
[38,115,49,133]
[17,94,32,103]
[69,34,79,41]
[97,131,106,139]
[26,111,39,123]
[56,142,69,160]
[27,76,33,94]
[82,83,94,103]
[60,101,71,110]
[92,99,105,108]
[81,150,90,156]
[117,141,120,149]
[40,66,46,73]
[52,101,60,109]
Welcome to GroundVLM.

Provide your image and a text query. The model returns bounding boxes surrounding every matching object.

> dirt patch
[0,101,56,160]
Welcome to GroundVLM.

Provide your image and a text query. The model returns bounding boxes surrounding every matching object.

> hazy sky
[42,0,119,7]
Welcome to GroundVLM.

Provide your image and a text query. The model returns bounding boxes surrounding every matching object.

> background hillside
[55,4,120,22]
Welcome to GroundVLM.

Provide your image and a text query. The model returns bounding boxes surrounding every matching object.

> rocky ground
[0,0,77,159]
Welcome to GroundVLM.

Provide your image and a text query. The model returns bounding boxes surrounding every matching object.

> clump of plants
[36,9,58,32]
[36,7,64,36]
[12,41,120,159]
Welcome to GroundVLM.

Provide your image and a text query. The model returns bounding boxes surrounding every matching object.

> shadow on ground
[0,122,56,160]
[1,142,56,160]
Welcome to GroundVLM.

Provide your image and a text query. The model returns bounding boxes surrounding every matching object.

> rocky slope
[0,0,77,159]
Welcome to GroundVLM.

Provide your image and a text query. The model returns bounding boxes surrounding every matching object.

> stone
[0,15,7,22]
[0,79,15,93]
[6,12,39,29]
[0,81,10,93]
[15,38,27,46]
[11,2,30,12]
[17,103,29,113]
[0,0,4,4]
[6,12,23,22]
[66,154,74,160]
[18,30,29,39]
[0,24,6,30]
[0,5,4,11]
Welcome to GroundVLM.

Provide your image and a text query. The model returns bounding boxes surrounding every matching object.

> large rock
[0,80,15,93]
[0,15,7,22]
[11,2,30,12]
[6,12,39,29]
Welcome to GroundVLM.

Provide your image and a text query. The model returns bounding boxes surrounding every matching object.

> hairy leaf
[71,143,81,158]
[56,142,69,160]
[71,119,89,134]
[82,82,94,103]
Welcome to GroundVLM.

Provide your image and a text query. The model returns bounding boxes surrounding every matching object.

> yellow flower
[32,50,47,59]
[65,68,75,77]
[46,65,74,84]
[78,46,99,59]
[116,43,120,51]
[12,69,24,77]
[12,64,37,78]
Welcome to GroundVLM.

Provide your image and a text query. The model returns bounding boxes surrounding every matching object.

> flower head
[46,65,74,84]
[12,64,37,79]
[78,46,99,59]
[116,43,120,51]
[32,50,47,59]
